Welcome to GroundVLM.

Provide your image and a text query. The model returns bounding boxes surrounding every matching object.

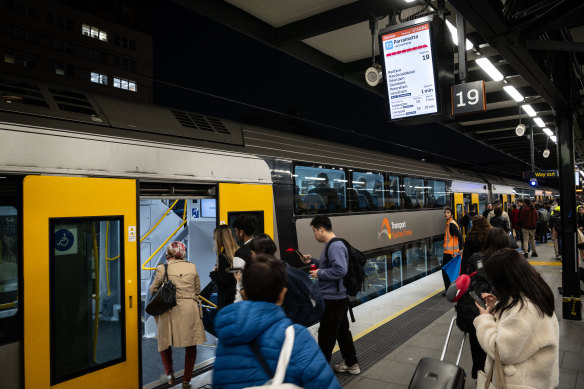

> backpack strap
[324,237,346,293]
[164,263,169,283]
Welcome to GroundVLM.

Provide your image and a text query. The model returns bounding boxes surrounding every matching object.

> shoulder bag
[145,264,177,316]
[477,343,505,389]
[245,326,303,389]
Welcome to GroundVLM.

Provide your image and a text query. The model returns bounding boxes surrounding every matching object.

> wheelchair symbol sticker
[55,229,74,251]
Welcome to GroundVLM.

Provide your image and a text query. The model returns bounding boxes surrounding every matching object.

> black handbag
[146,264,177,316]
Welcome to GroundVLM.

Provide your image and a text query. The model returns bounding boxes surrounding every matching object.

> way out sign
[451,81,486,116]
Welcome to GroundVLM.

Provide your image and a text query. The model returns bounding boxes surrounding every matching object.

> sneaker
[333,361,360,375]
[531,252,538,257]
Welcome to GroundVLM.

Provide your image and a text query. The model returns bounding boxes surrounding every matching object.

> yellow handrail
[140,199,179,243]
[198,295,217,308]
[141,219,187,271]
[105,221,120,297]
[91,224,100,363]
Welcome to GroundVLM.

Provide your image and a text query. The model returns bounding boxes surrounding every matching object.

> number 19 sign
[451,81,486,116]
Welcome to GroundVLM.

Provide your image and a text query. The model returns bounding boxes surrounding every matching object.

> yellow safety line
[529,261,562,266]
[140,199,179,243]
[141,219,188,270]
[332,287,444,353]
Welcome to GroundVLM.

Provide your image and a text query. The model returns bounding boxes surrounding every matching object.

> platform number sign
[451,81,486,116]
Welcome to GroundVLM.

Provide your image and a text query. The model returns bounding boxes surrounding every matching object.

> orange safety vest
[443,218,460,255]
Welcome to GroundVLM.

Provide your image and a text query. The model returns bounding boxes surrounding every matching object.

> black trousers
[468,327,486,379]
[318,298,358,366]
[441,253,454,290]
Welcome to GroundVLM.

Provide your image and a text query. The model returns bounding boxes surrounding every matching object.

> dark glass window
[294,166,346,214]
[349,171,384,211]
[50,218,124,384]
[403,177,425,209]
[0,205,19,344]
[427,180,447,208]
[404,241,427,283]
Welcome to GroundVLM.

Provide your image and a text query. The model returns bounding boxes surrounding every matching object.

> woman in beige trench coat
[150,241,207,389]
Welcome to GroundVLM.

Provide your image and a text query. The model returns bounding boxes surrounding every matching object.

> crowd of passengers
[146,198,584,388]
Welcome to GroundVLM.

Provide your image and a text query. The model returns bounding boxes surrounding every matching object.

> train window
[385,175,401,210]
[361,254,388,301]
[404,242,426,284]
[427,180,447,207]
[294,166,346,214]
[0,206,18,339]
[430,237,444,272]
[478,193,488,215]
[50,218,124,384]
[350,171,384,211]
[402,177,425,209]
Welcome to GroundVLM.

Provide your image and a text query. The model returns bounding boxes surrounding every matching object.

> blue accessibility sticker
[55,229,74,251]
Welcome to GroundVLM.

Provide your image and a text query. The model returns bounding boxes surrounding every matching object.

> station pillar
[555,51,581,320]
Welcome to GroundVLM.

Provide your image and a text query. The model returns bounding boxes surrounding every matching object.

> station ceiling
[171,0,584,178]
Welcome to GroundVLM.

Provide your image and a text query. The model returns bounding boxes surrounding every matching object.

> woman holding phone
[474,249,559,389]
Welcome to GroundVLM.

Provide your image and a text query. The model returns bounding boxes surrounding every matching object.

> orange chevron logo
[378,217,392,240]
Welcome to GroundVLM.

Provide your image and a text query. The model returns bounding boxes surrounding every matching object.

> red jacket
[510,208,520,228]
[519,205,538,229]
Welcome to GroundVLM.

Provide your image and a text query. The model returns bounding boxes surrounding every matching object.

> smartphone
[226,267,243,274]
[469,290,487,310]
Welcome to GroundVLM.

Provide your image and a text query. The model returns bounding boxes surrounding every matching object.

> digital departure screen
[380,22,438,120]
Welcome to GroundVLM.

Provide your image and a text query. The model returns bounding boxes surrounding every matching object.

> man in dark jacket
[519,199,539,258]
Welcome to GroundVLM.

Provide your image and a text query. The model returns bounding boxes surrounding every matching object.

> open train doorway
[138,183,218,388]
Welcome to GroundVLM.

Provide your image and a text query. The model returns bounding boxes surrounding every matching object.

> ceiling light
[533,117,545,127]
[404,0,417,2]
[503,85,524,102]
[521,104,537,117]
[542,128,553,136]
[550,135,557,143]
[445,20,474,50]
[475,58,504,81]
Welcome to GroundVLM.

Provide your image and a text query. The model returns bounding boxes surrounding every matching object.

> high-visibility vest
[443,218,460,255]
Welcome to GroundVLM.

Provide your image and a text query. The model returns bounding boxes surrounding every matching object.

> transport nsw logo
[378,218,413,240]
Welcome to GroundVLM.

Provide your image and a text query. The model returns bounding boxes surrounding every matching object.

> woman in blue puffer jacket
[213,254,340,389]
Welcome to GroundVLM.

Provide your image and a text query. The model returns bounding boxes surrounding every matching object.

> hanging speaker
[515,123,526,136]
[543,149,550,158]
[365,64,383,86]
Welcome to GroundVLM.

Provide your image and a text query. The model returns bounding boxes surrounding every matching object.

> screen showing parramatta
[381,23,438,119]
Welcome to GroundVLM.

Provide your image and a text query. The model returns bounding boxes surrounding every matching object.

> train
[0,74,558,389]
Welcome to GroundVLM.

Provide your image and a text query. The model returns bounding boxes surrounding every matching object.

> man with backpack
[302,215,360,375]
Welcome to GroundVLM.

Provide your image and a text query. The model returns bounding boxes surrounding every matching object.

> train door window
[0,205,19,344]
[389,249,403,290]
[228,211,264,235]
[361,253,388,301]
[403,241,426,284]
[429,237,443,272]
[427,180,446,207]
[403,177,425,209]
[385,175,401,209]
[478,194,488,215]
[294,166,346,214]
[50,218,124,384]
[351,171,383,210]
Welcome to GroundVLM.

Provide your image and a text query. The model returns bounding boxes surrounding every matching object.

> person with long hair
[474,249,559,388]
[456,228,509,379]
[210,225,239,309]
[150,241,206,388]
[461,215,491,274]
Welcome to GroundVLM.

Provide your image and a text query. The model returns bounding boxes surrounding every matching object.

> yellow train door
[218,183,274,238]
[23,176,139,389]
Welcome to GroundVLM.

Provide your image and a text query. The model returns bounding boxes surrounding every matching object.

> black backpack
[325,237,366,297]
[281,262,325,327]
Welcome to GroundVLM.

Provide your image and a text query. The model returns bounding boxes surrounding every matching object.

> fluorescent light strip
[503,85,524,102]
[445,20,474,50]
[533,117,545,127]
[550,135,557,143]
[521,104,537,117]
[542,128,553,136]
[475,58,504,81]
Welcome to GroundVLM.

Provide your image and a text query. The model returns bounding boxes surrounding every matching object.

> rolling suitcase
[408,316,466,389]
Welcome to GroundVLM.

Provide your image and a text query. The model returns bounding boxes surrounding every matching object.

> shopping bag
[443,254,462,284]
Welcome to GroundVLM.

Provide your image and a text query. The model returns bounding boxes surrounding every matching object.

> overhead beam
[448,0,570,114]
[525,40,584,52]
[453,102,551,123]
[459,115,555,134]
